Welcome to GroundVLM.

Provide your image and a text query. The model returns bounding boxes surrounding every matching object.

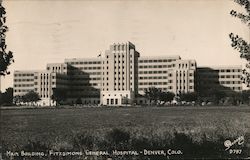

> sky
[1,0,249,92]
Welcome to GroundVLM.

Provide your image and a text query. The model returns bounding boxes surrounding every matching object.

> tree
[241,89,250,104]
[144,87,161,104]
[145,87,175,105]
[179,92,198,103]
[22,91,40,105]
[0,3,14,76]
[158,91,175,104]
[0,91,2,105]
[211,89,226,105]
[51,88,68,105]
[0,87,13,105]
[229,0,250,87]
[13,95,22,105]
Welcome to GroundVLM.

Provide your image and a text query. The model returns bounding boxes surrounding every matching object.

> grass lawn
[1,106,250,159]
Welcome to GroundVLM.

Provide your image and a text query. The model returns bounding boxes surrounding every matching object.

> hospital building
[13,42,242,106]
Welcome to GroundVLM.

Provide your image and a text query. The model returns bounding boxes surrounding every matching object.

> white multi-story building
[101,42,140,106]
[14,70,56,106]
[196,66,242,93]
[64,58,102,104]
[13,42,243,106]
[138,56,196,95]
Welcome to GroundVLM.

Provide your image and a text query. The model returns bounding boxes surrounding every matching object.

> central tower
[100,42,140,106]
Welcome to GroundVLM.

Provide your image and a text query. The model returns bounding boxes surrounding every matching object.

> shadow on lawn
[2,128,249,160]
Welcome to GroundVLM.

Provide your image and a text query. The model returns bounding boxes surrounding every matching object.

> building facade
[13,42,243,106]
[101,42,140,106]
[196,66,242,94]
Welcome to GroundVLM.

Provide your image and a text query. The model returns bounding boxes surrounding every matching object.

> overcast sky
[1,0,249,91]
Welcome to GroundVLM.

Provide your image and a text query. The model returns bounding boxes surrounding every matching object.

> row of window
[200,87,242,91]
[14,79,34,82]
[114,60,132,64]
[176,86,193,90]
[138,59,175,63]
[14,73,34,77]
[199,75,241,79]
[177,63,195,68]
[174,79,194,83]
[35,82,50,86]
[40,94,49,98]
[76,67,101,70]
[198,81,241,85]
[114,54,128,58]
[139,71,168,74]
[139,76,167,80]
[14,89,32,93]
[220,69,241,73]
[40,87,50,91]
[220,81,241,84]
[35,76,50,80]
[14,84,34,87]
[175,72,194,77]
[114,66,126,69]
[69,72,101,75]
[139,82,168,85]
[102,88,133,91]
[139,87,168,91]
[68,77,101,81]
[47,66,66,71]
[113,44,127,51]
[139,65,174,69]
[67,61,101,65]
[199,69,241,73]
[107,98,118,105]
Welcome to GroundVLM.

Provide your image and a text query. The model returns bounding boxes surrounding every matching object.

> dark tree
[211,89,226,105]
[241,89,250,104]
[0,87,13,105]
[0,91,2,105]
[229,0,250,87]
[158,91,175,104]
[13,95,22,105]
[22,91,40,105]
[0,3,14,76]
[144,87,161,104]
[179,92,198,103]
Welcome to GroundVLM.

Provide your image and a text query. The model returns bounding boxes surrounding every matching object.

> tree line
[0,88,40,106]
[144,86,250,106]
[1,86,250,106]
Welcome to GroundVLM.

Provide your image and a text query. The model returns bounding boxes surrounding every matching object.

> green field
[1,106,250,159]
